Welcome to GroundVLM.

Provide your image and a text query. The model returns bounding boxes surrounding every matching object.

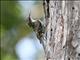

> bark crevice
[42,0,80,60]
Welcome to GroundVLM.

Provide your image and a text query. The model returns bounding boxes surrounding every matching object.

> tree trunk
[42,0,80,60]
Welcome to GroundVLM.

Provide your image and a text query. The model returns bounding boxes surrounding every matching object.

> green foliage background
[1,1,45,60]
[1,1,32,60]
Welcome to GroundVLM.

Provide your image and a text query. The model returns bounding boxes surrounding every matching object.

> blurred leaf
[1,1,22,30]
[1,1,32,60]
[2,54,17,60]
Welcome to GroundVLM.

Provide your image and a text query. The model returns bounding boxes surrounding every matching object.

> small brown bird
[27,12,45,43]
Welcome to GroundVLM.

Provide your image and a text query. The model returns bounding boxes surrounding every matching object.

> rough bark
[42,0,80,60]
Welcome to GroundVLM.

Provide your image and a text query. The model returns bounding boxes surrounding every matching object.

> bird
[27,11,45,43]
